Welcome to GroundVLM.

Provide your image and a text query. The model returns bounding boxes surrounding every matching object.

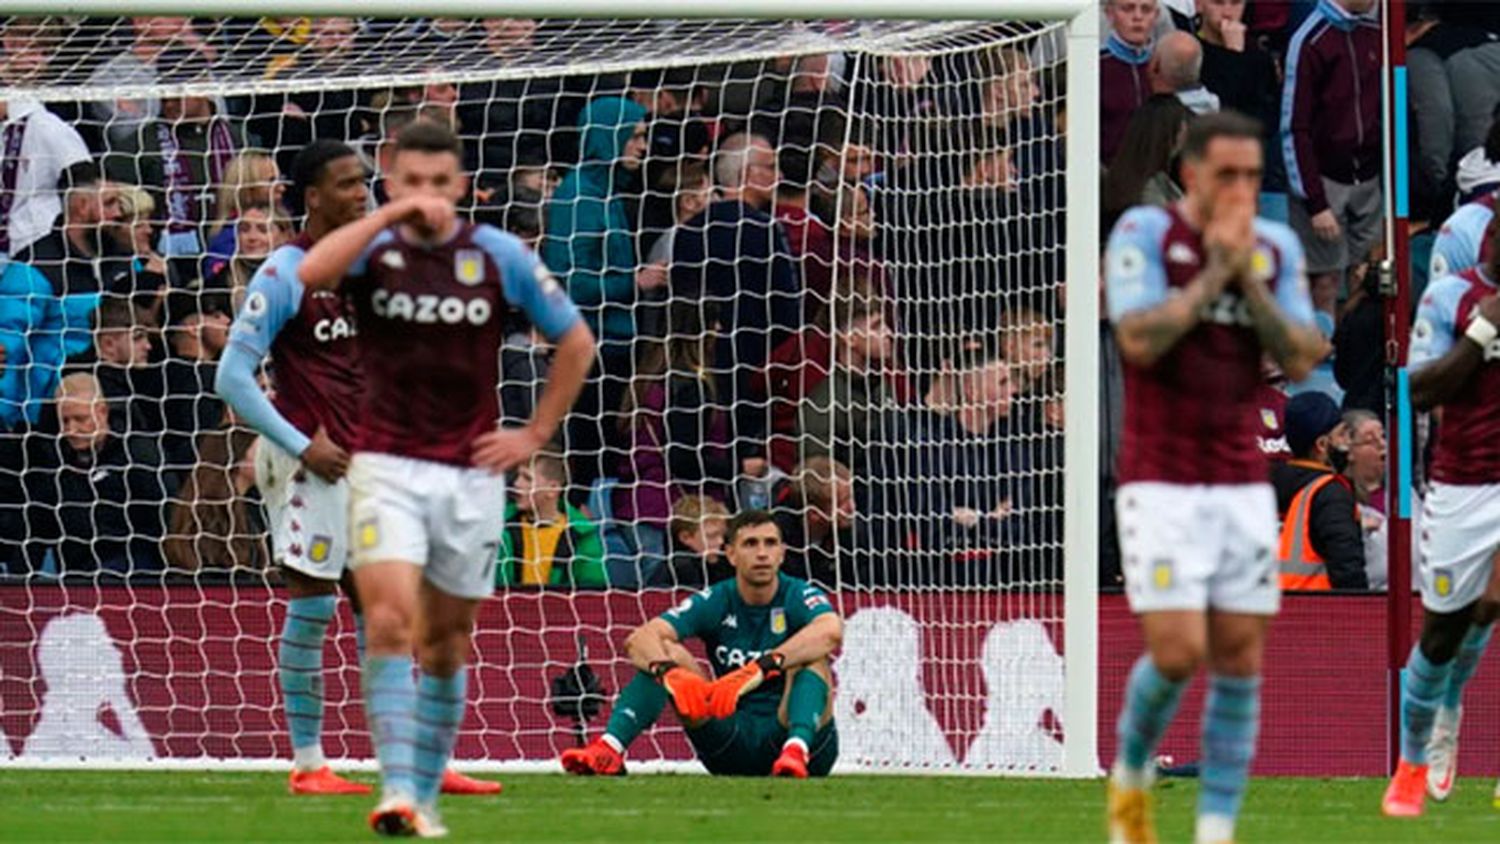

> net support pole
[1061,4,1100,779]
[1382,0,1413,776]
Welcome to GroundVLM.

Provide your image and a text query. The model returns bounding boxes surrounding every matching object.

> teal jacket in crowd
[0,258,98,429]
[541,96,647,342]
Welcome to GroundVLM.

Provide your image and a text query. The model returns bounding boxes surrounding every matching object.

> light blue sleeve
[1430,204,1488,280]
[1104,206,1172,323]
[227,246,304,359]
[1257,219,1317,326]
[1408,275,1465,370]
[219,246,313,456]
[215,343,312,457]
[347,229,397,279]
[473,224,584,343]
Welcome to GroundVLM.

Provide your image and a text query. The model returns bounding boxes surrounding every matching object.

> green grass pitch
[2,771,1496,841]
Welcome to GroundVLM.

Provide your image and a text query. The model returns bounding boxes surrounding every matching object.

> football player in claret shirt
[1383,217,1500,815]
[219,138,503,800]
[298,120,594,837]
[1102,111,1326,844]
[560,509,843,779]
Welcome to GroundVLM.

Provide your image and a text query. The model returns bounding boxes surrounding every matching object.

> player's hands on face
[299,426,350,483]
[472,425,547,474]
[1204,196,1255,288]
[1310,209,1342,242]
[391,195,455,238]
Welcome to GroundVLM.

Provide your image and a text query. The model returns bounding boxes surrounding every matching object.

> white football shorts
[255,436,349,581]
[1116,482,1280,616]
[346,451,506,600]
[1419,482,1500,614]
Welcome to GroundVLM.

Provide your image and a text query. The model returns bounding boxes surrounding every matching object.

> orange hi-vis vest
[1278,471,1357,591]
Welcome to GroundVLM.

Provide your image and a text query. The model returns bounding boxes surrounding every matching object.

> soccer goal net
[0,7,1098,774]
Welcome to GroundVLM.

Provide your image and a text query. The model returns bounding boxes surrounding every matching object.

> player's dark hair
[725,509,780,545]
[93,297,137,332]
[288,139,358,218]
[1180,110,1263,163]
[395,119,464,160]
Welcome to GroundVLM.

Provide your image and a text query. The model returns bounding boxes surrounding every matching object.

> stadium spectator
[23,372,171,574]
[896,343,1026,572]
[87,299,164,438]
[1101,0,1160,163]
[1273,391,1367,591]
[103,54,245,259]
[1406,6,1500,224]
[160,290,230,471]
[106,184,174,305]
[609,329,738,589]
[807,179,884,305]
[1195,0,1285,219]
[500,326,553,428]
[1281,0,1383,288]
[201,151,281,282]
[0,97,91,257]
[774,456,855,589]
[87,17,210,146]
[1342,408,1385,508]
[1196,0,1280,129]
[241,18,367,177]
[661,494,732,588]
[1332,263,1383,413]
[639,160,712,338]
[1149,30,1220,115]
[1255,359,1293,462]
[670,131,800,469]
[0,252,66,430]
[1101,95,1193,235]
[205,203,292,306]
[496,453,607,588]
[16,162,126,296]
[162,426,267,571]
[542,95,650,490]
[797,297,896,473]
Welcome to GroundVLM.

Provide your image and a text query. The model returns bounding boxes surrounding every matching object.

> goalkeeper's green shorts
[686,711,838,777]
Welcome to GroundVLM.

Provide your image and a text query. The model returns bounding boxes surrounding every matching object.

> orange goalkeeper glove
[650,662,712,721]
[704,652,785,719]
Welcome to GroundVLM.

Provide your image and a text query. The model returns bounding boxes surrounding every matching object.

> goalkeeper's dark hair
[725,509,781,545]
[287,139,359,218]
[395,119,464,160]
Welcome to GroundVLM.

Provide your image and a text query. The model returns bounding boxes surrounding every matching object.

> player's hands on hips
[1310,209,1342,242]
[651,662,713,721]
[471,425,547,474]
[299,426,350,483]
[704,653,785,720]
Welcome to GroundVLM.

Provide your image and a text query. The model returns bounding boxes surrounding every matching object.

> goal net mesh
[0,15,1068,773]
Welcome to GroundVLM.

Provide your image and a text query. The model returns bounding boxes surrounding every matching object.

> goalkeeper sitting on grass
[561,508,842,778]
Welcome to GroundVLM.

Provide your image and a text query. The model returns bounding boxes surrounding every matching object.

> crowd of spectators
[0,14,1064,591]
[6,2,1473,592]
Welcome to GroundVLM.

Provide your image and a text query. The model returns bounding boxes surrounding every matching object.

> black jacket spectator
[1333,272,1383,414]
[25,375,172,574]
[15,163,129,296]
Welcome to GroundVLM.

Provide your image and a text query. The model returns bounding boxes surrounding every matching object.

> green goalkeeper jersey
[662,573,835,716]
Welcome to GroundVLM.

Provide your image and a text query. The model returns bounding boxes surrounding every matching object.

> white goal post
[0,1,1099,776]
